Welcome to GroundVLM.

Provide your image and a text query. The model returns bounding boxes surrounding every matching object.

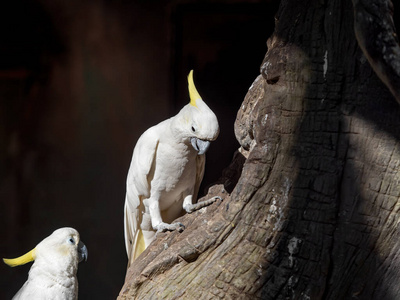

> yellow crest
[188,70,202,107]
[3,248,36,267]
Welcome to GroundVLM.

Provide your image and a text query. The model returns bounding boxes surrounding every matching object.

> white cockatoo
[3,227,88,300]
[124,70,220,266]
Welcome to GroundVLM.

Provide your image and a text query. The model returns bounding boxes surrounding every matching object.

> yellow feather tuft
[134,229,146,260]
[188,70,201,107]
[3,248,36,267]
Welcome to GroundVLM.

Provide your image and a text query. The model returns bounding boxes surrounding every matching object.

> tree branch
[352,0,400,103]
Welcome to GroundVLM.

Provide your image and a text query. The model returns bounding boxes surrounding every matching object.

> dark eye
[68,238,75,245]
[191,126,196,132]
[267,76,279,85]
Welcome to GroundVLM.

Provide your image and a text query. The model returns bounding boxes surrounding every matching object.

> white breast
[151,141,197,211]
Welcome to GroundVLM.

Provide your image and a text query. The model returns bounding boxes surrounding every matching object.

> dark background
[0,1,278,299]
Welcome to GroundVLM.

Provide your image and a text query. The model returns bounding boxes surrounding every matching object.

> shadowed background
[0,0,278,298]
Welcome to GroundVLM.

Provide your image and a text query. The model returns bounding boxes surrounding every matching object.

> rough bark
[352,0,400,103]
[119,0,400,298]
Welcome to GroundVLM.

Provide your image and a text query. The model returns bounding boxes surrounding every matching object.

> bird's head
[3,227,88,275]
[175,70,219,155]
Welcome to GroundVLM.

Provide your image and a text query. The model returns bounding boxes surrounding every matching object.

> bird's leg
[183,195,222,213]
[147,198,185,233]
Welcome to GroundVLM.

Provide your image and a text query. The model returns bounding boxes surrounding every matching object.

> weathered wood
[119,0,400,298]
[353,0,400,103]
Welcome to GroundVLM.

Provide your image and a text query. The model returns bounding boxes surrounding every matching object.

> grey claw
[176,223,185,232]
[156,222,185,233]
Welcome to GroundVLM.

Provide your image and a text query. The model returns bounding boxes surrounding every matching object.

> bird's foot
[155,222,186,233]
[184,196,222,213]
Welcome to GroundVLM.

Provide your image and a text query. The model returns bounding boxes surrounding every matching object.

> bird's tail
[125,199,147,267]
[134,229,146,261]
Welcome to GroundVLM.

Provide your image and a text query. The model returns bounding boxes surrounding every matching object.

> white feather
[11,228,85,300]
[124,90,219,266]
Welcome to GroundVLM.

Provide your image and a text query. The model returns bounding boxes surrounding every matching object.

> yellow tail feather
[3,248,36,267]
[134,229,146,260]
[188,70,202,107]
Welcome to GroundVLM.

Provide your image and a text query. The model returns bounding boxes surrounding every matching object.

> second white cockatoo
[3,227,88,300]
[124,70,220,266]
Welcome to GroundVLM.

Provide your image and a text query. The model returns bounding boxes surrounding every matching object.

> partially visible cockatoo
[124,70,220,266]
[3,227,88,300]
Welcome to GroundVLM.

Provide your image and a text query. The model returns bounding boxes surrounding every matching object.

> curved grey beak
[191,138,211,155]
[78,241,88,263]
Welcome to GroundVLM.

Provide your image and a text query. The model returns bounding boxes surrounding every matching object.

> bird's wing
[194,154,206,202]
[128,128,160,200]
[124,128,159,264]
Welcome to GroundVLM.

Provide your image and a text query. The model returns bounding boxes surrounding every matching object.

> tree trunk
[119,0,400,298]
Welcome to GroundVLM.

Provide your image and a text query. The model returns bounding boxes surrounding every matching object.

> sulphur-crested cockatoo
[124,70,220,266]
[3,227,88,300]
